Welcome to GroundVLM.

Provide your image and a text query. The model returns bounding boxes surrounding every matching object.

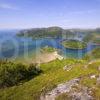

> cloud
[0,3,19,10]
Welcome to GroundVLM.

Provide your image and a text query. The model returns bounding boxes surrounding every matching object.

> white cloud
[0,3,19,10]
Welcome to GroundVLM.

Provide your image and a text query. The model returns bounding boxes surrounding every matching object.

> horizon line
[0,26,99,30]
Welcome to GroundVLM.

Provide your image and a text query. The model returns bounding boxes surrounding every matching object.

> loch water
[0,30,97,60]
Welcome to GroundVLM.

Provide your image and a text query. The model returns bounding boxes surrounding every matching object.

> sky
[0,0,100,29]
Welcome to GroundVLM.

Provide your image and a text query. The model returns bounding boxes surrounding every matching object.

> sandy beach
[33,51,64,63]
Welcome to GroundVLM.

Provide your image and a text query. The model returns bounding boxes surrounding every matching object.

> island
[17,27,76,39]
[61,40,87,49]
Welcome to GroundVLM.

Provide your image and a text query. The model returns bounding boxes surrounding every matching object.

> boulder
[63,65,72,71]
[90,75,96,79]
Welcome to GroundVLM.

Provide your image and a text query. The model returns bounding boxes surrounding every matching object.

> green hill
[17,27,76,39]
[84,48,100,60]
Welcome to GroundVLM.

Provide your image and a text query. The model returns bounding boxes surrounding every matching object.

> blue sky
[0,0,100,29]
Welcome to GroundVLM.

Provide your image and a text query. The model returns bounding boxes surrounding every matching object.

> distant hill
[17,27,100,44]
[17,27,76,39]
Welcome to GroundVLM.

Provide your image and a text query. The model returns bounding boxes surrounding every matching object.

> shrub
[0,61,41,88]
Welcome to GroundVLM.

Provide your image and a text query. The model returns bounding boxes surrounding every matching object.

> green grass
[84,48,100,60]
[55,93,71,100]
[79,61,100,99]
[0,59,100,100]
[93,39,100,44]
[40,46,56,53]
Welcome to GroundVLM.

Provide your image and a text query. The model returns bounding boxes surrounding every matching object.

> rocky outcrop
[40,78,93,100]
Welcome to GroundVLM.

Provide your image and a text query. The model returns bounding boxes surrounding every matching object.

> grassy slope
[0,59,100,100]
[40,46,56,53]
[93,33,100,43]
[83,32,100,44]
[84,48,100,60]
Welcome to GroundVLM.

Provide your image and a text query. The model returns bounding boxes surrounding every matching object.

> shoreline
[33,51,64,63]
[9,51,64,64]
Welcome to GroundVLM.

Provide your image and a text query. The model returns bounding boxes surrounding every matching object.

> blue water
[0,30,98,60]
